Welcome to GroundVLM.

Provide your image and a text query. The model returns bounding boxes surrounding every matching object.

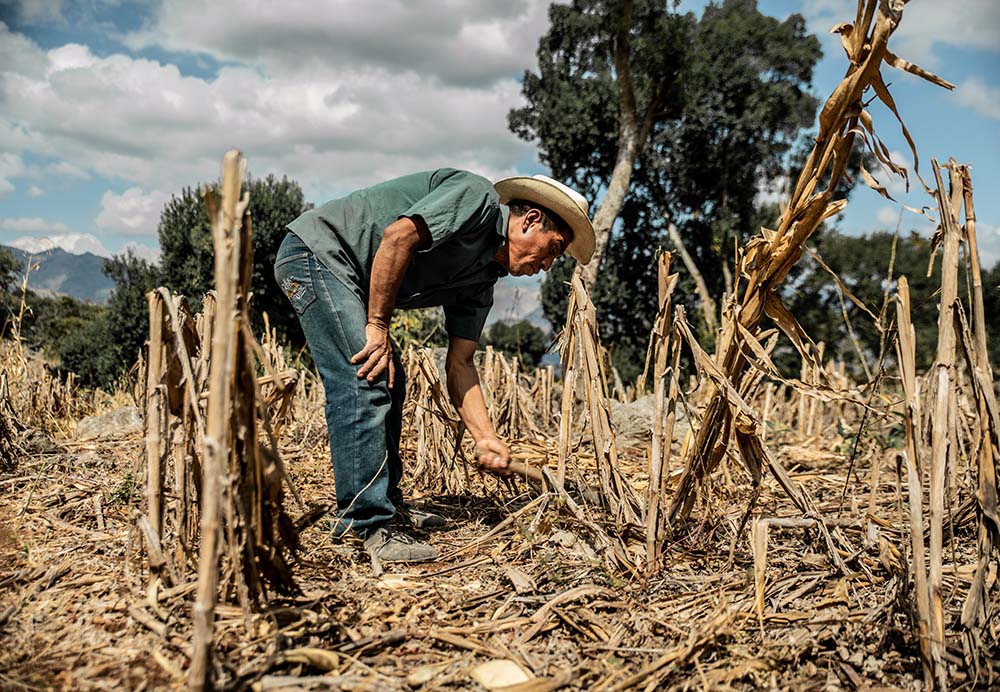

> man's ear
[522,207,543,232]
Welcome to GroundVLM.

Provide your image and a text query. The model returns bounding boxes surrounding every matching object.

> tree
[781,229,1000,376]
[103,250,161,374]
[20,294,104,358]
[485,320,549,367]
[657,0,821,297]
[525,0,822,379]
[981,260,1000,369]
[510,0,689,290]
[57,250,160,387]
[0,247,18,294]
[158,174,313,344]
[391,308,448,349]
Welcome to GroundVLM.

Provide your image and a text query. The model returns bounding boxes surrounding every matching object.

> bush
[485,320,548,367]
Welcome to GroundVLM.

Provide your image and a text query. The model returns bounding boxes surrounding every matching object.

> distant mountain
[488,274,550,332]
[2,245,114,303]
[0,242,556,318]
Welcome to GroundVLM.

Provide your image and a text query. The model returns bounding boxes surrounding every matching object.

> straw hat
[494,175,595,264]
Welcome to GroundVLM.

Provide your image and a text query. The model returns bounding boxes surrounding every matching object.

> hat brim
[494,177,595,264]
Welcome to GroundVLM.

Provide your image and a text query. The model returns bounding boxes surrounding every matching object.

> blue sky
[0,0,997,273]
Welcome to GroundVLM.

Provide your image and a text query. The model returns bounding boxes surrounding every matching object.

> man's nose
[542,256,554,271]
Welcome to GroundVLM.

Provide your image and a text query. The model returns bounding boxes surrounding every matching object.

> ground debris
[0,408,986,690]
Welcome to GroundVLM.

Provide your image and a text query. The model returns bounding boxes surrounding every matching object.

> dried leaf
[407,660,454,687]
[281,647,340,671]
[884,50,955,90]
[505,567,537,595]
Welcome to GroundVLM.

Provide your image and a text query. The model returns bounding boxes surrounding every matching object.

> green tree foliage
[485,320,549,367]
[103,251,162,372]
[55,314,114,385]
[0,247,18,294]
[517,0,821,380]
[157,185,214,304]
[982,261,1000,368]
[56,251,160,386]
[158,174,313,343]
[784,229,1000,376]
[19,295,105,356]
[391,308,449,349]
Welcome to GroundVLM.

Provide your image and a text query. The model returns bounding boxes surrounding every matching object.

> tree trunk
[576,0,651,292]
[667,222,718,336]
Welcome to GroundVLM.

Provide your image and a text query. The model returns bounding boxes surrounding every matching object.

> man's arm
[352,216,431,383]
[445,335,511,471]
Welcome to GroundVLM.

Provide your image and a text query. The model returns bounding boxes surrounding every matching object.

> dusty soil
[1,413,989,692]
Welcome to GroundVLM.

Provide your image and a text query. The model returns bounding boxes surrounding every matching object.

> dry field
[0,338,994,691]
[1,2,997,690]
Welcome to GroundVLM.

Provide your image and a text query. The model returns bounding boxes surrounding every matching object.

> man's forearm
[446,360,497,443]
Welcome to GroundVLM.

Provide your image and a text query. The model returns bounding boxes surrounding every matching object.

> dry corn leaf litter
[1,2,997,690]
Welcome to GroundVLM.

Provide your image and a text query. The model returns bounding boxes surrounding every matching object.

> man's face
[505,209,571,277]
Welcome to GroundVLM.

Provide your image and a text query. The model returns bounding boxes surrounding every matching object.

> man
[275,169,594,563]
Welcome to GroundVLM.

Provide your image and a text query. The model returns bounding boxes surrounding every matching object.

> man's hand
[474,436,510,473]
[351,320,395,387]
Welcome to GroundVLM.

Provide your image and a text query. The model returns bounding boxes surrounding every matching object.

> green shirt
[287,169,509,342]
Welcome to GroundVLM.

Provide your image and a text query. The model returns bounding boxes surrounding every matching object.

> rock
[428,347,486,380]
[550,529,577,547]
[469,660,532,690]
[76,406,143,440]
[609,394,690,448]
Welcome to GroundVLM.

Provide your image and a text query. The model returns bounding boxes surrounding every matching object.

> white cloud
[956,76,1000,121]
[9,232,110,256]
[126,0,553,87]
[883,150,910,197]
[802,0,999,70]
[121,241,162,264]
[4,0,66,26]
[46,161,92,180]
[976,222,1000,271]
[876,206,900,228]
[0,17,541,203]
[0,152,25,197]
[26,185,43,197]
[96,187,170,235]
[0,217,71,233]
[891,1,1000,69]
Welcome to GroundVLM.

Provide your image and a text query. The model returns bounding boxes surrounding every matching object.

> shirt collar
[498,203,510,240]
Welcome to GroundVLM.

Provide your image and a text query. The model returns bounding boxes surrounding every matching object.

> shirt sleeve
[443,284,495,342]
[400,169,500,251]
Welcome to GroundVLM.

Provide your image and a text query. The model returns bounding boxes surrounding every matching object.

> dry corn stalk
[895,276,935,687]
[923,158,963,691]
[645,252,678,567]
[134,151,301,691]
[667,0,954,524]
[0,374,22,472]
[404,346,468,494]
[560,274,642,527]
[941,163,999,687]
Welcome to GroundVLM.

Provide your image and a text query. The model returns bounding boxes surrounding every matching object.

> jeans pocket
[275,255,317,316]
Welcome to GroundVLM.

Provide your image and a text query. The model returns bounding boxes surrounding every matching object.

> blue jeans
[274,232,405,538]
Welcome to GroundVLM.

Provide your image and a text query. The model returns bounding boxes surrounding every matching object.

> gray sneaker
[363,526,438,563]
